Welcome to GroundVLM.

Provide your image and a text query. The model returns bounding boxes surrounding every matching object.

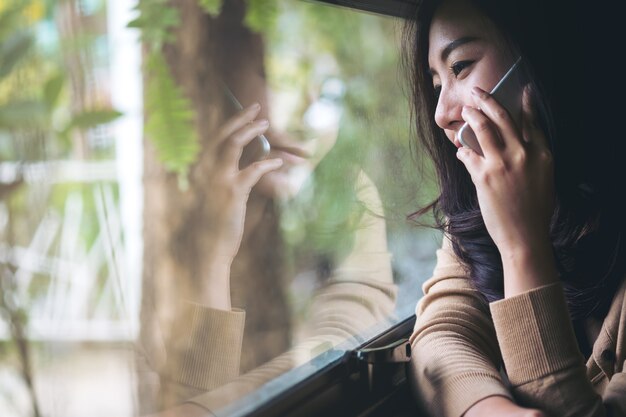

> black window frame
[312,0,417,18]
[216,316,425,417]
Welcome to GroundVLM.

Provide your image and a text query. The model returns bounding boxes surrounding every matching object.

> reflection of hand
[464,396,547,417]
[198,103,282,309]
[456,86,558,296]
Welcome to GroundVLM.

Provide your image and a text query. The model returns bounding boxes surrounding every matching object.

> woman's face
[428,0,516,148]
[228,57,340,201]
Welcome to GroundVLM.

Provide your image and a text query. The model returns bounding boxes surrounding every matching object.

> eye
[451,60,473,77]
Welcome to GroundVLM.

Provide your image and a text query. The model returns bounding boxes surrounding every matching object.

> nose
[434,85,462,132]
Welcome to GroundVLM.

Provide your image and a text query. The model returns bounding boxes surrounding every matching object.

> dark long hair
[403,0,625,319]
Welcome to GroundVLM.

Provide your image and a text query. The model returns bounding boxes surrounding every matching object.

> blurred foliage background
[1,1,125,416]
[0,1,439,416]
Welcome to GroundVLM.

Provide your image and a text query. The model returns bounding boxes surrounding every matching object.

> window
[0,1,436,416]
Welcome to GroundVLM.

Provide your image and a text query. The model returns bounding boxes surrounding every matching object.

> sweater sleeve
[490,283,606,416]
[135,302,246,413]
[164,303,246,390]
[186,171,397,413]
[409,237,512,417]
[296,170,397,343]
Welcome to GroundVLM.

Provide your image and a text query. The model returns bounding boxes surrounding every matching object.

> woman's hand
[464,396,547,417]
[194,103,282,309]
[456,86,558,296]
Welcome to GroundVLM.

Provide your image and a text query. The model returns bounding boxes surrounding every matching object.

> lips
[269,145,311,165]
[271,145,312,159]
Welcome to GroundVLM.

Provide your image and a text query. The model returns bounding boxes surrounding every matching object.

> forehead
[427,0,499,64]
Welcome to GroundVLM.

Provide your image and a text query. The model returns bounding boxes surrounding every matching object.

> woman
[136,1,396,415]
[405,0,626,416]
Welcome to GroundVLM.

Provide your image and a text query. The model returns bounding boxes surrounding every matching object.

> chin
[256,165,313,201]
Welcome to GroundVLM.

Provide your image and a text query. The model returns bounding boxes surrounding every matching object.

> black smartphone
[458,56,524,155]
[221,82,271,169]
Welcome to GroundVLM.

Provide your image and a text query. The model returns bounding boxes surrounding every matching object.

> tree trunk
[138,1,291,411]
[139,0,222,409]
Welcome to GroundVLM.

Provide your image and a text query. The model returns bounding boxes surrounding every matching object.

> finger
[471,86,522,149]
[461,105,503,157]
[215,102,262,144]
[456,146,481,178]
[521,84,550,150]
[220,119,270,167]
[239,158,283,189]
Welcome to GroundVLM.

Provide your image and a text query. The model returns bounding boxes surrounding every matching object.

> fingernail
[270,158,283,166]
[523,84,532,101]
[523,87,530,105]
[249,102,261,111]
[472,86,486,96]
[524,84,533,95]
[258,118,269,126]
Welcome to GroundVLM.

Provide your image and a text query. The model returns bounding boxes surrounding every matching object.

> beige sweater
[409,237,626,417]
[136,172,397,414]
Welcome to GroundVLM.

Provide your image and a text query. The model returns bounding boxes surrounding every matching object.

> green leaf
[66,109,123,131]
[56,109,122,145]
[244,0,278,35]
[0,100,48,129]
[43,72,65,109]
[0,1,29,40]
[0,30,35,80]
[144,52,199,177]
[198,0,222,16]
[127,0,179,51]
[126,17,145,29]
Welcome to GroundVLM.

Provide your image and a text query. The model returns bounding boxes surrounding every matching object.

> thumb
[456,147,480,174]
[240,158,283,189]
[456,146,474,162]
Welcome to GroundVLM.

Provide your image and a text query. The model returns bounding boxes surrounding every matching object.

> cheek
[313,131,338,165]
[469,58,511,94]
[457,72,498,112]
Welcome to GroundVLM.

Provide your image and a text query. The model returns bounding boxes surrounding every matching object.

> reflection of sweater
[135,172,397,414]
[409,237,626,417]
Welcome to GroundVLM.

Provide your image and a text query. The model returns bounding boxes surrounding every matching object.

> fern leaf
[144,53,199,177]
[127,0,179,51]
[244,0,278,35]
[198,0,222,16]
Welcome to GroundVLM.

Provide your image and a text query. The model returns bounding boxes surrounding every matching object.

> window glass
[0,0,439,416]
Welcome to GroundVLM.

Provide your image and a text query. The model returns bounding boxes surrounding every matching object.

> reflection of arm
[135,303,246,413]
[298,170,396,343]
[163,304,246,390]
[137,171,395,413]
[183,170,397,412]
[409,236,512,417]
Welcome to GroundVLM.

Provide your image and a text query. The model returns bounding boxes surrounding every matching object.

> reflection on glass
[136,2,399,413]
[0,0,439,416]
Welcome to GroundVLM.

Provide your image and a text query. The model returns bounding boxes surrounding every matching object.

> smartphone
[458,56,524,155]
[221,82,271,169]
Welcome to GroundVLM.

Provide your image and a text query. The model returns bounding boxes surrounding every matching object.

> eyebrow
[441,36,479,61]
[429,36,480,76]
